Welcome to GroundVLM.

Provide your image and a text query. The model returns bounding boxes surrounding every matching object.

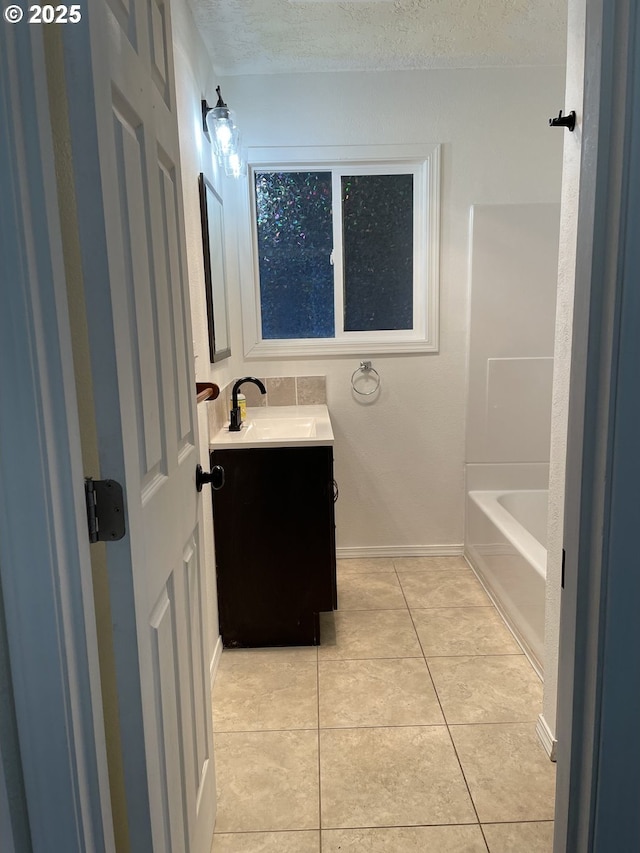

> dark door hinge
[561,547,566,589]
[85,478,126,543]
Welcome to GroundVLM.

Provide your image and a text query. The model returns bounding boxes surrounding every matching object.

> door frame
[554,0,640,849]
[0,21,114,853]
[0,737,17,853]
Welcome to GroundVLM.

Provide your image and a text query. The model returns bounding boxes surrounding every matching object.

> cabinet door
[212,446,336,647]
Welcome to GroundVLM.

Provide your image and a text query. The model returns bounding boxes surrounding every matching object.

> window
[241,145,440,357]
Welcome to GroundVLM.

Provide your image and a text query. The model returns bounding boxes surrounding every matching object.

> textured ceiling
[188,0,567,77]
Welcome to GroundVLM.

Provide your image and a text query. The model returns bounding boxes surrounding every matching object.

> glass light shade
[205,106,240,160]
[224,150,246,178]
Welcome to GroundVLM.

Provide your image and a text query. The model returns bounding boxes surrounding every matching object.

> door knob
[196,463,225,492]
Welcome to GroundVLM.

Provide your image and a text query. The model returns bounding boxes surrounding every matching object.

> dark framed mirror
[198,173,231,362]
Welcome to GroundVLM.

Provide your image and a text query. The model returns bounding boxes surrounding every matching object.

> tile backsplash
[208,376,327,435]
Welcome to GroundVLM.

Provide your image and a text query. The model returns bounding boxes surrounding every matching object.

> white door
[61,2,214,850]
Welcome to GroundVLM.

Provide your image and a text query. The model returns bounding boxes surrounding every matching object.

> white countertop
[210,404,334,450]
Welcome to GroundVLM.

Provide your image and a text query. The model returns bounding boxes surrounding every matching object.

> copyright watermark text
[4,5,23,21]
[4,5,82,24]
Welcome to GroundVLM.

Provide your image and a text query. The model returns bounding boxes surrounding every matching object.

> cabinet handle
[332,479,339,503]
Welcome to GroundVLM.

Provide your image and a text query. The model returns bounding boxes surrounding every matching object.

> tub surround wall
[466,463,550,493]
[465,203,561,475]
[464,203,561,695]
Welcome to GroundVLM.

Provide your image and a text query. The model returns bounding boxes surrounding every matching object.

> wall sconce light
[202,87,246,178]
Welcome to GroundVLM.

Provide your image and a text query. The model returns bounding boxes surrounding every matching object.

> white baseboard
[336,544,464,559]
[210,635,223,689]
[536,713,557,762]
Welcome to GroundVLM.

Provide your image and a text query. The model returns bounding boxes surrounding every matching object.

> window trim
[240,144,441,358]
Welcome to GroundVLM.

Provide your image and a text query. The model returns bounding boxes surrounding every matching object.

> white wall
[172,0,244,666]
[218,67,565,552]
[172,0,244,388]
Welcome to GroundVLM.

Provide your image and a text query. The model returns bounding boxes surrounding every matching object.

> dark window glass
[255,172,334,339]
[342,174,414,332]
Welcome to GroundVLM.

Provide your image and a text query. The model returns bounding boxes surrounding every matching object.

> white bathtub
[465,489,548,674]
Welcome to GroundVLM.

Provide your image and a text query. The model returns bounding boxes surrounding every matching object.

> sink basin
[249,417,316,439]
[210,404,333,449]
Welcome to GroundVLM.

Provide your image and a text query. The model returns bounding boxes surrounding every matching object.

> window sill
[244,338,439,359]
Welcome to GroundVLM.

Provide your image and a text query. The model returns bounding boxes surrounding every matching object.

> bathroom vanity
[209,405,337,647]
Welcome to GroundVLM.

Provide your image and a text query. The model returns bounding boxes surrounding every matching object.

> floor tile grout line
[214,718,542,736]
[394,558,489,844]
[407,604,495,610]
[322,821,491,829]
[338,604,495,613]
[425,651,525,657]
[319,652,524,661]
[326,819,552,828]
[319,654,432,662]
[212,817,555,838]
[478,822,492,851]
[446,719,541,727]
[425,652,530,661]
[335,607,412,612]
[213,828,320,836]
[393,562,488,832]
[480,819,556,826]
[339,564,485,838]
[323,718,539,730]
[215,818,554,836]
[323,820,488,832]
[368,569,473,574]
[214,726,320,735]
[214,720,541,735]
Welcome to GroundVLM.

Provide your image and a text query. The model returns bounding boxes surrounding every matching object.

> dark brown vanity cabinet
[211,445,337,648]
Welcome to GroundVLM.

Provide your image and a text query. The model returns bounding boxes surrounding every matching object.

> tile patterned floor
[211,556,555,852]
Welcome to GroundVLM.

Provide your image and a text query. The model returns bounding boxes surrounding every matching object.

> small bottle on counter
[230,392,246,422]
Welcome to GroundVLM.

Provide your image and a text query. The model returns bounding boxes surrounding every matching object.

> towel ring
[351,361,381,396]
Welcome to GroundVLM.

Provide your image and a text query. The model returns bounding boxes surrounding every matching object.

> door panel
[107,0,138,50]
[157,155,194,449]
[148,0,170,106]
[182,539,211,827]
[111,101,165,481]
[63,1,215,849]
[150,584,186,852]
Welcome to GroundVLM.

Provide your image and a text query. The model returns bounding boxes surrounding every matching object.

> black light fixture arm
[201,98,211,134]
[215,86,227,108]
[202,86,230,135]
[549,109,576,131]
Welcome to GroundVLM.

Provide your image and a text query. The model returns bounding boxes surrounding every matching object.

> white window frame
[240,144,440,358]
